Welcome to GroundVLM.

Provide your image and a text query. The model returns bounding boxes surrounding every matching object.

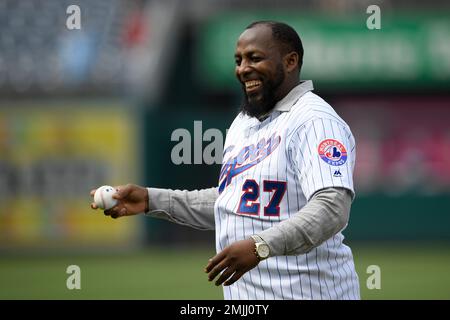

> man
[91,21,360,300]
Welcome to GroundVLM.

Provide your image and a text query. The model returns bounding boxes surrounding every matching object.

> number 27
[237,179,286,216]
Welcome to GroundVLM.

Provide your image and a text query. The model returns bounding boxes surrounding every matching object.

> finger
[104,206,117,216]
[106,204,127,219]
[115,207,127,218]
[207,260,228,282]
[205,250,227,273]
[223,270,244,286]
[112,185,130,200]
[90,189,98,210]
[215,267,236,286]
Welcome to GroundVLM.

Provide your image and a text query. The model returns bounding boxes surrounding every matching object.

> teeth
[245,80,261,89]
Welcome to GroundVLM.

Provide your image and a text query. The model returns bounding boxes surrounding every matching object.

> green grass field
[0,244,449,300]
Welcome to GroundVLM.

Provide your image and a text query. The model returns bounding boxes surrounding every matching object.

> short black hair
[246,20,304,70]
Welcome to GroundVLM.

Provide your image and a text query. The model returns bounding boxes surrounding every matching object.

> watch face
[257,244,270,258]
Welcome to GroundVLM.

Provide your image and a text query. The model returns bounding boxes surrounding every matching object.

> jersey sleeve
[145,187,218,230]
[287,117,356,201]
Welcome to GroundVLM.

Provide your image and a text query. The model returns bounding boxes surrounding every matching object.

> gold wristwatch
[250,235,270,260]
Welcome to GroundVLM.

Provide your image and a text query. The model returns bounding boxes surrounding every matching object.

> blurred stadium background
[0,0,449,300]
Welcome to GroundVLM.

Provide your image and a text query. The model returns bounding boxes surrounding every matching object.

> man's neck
[276,78,300,103]
[256,79,301,121]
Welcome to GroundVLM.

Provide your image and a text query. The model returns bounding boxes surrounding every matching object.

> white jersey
[214,81,360,300]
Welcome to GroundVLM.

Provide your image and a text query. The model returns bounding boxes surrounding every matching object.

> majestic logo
[318,139,347,166]
[333,169,342,177]
[218,133,281,194]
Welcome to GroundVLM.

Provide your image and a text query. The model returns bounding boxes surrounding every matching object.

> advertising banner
[0,103,139,248]
[197,12,450,91]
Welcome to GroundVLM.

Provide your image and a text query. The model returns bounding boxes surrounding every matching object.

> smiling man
[91,21,360,300]
[237,21,301,120]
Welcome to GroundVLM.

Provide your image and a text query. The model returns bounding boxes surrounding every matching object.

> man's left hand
[205,239,260,286]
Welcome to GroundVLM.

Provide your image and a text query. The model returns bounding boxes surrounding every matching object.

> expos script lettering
[218,133,281,194]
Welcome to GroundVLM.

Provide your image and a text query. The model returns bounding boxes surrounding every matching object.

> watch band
[250,235,270,260]
[251,234,264,243]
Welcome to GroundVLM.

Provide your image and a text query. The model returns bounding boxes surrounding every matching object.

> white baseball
[94,185,118,210]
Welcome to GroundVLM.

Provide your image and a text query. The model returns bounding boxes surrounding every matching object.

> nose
[236,59,252,80]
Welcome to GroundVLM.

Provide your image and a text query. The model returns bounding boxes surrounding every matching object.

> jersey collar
[254,80,314,122]
[273,80,314,113]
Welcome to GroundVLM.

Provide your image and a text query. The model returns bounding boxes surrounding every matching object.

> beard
[240,64,285,120]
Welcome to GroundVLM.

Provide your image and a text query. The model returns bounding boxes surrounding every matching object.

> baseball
[94,185,118,210]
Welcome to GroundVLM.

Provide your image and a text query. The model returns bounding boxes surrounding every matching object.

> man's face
[235,25,286,118]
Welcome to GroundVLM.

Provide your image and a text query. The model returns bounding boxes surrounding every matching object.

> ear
[284,52,299,73]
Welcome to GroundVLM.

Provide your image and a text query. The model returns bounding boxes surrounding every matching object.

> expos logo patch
[318,139,347,166]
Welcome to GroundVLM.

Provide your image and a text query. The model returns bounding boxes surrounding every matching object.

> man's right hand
[90,183,149,219]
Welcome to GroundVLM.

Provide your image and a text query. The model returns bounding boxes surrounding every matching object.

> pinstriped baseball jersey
[214,81,360,300]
